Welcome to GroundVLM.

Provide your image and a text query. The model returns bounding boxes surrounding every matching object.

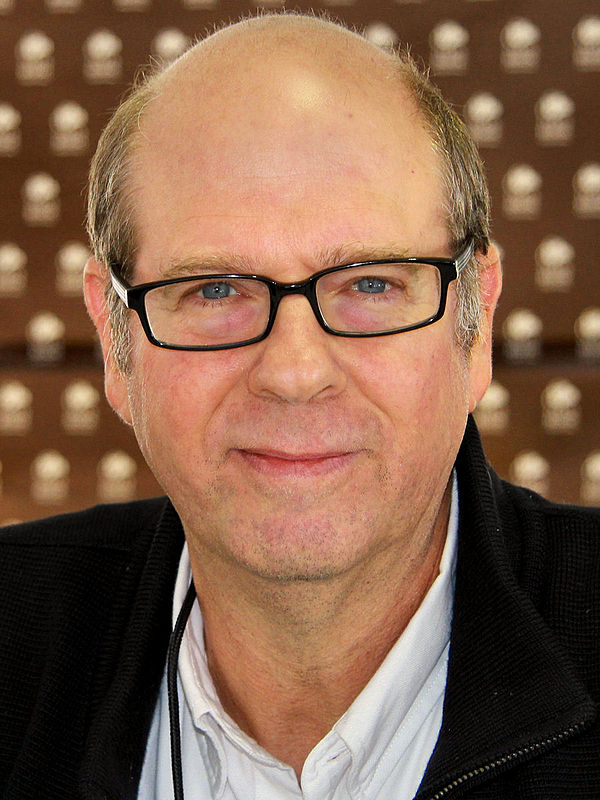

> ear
[467,243,503,412]
[83,257,133,425]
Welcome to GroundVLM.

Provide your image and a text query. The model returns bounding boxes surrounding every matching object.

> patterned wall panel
[1,0,599,522]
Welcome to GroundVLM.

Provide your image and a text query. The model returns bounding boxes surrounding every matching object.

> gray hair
[390,50,491,350]
[86,15,490,372]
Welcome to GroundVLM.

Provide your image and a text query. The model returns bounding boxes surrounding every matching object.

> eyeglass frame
[108,239,475,351]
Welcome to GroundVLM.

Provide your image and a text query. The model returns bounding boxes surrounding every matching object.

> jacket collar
[416,416,596,799]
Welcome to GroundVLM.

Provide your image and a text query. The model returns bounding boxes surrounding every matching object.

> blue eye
[354,277,388,294]
[200,282,237,299]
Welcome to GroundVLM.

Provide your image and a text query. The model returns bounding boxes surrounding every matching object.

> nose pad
[247,295,347,404]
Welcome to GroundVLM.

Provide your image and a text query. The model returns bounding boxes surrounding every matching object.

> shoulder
[0,497,172,604]
[0,496,169,551]
[0,497,176,655]
[492,471,600,545]
[457,417,600,565]
[490,472,600,630]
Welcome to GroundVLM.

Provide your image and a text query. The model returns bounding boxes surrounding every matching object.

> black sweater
[1,417,599,799]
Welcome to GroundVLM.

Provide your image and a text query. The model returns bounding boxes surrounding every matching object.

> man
[1,12,598,800]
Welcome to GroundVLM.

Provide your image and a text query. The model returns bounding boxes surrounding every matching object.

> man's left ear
[468,243,503,412]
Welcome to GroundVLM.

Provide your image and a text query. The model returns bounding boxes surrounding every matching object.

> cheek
[125,347,248,475]
[348,333,470,453]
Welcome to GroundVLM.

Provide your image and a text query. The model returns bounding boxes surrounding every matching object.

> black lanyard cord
[167,579,197,800]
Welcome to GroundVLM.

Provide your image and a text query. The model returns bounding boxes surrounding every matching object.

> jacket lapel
[79,499,185,800]
[416,418,596,799]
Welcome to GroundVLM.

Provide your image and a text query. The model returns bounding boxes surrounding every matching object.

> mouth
[235,448,358,478]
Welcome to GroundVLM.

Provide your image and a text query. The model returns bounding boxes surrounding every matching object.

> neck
[185,482,451,778]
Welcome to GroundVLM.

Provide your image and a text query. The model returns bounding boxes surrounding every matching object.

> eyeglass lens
[143,262,443,348]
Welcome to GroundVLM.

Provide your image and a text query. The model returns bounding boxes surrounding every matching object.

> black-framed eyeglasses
[109,240,474,351]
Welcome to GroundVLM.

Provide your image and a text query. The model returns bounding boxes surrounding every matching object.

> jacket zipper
[427,722,586,799]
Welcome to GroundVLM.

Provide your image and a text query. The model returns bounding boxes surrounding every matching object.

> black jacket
[1,417,599,799]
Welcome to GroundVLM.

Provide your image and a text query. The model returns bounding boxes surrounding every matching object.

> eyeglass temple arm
[109,266,130,307]
[455,240,475,276]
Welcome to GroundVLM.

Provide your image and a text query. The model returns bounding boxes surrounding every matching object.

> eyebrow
[317,243,413,267]
[159,243,416,281]
[160,254,258,280]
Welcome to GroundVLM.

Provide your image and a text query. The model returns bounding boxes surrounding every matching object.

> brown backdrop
[1,0,599,522]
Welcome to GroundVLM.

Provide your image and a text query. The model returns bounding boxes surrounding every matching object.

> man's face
[95,38,495,583]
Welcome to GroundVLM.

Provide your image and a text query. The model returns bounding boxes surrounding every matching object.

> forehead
[129,21,448,272]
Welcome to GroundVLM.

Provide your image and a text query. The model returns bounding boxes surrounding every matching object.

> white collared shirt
[139,478,458,799]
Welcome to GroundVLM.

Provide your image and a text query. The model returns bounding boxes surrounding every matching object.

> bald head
[160,14,400,94]
[132,14,442,255]
[136,14,426,190]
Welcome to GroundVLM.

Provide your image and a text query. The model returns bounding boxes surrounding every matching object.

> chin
[224,517,371,584]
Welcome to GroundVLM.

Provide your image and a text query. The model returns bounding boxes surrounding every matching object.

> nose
[247,294,347,404]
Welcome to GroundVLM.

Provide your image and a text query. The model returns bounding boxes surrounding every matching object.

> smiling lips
[237,448,358,477]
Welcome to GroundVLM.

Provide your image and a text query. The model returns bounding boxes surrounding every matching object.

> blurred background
[1,0,599,523]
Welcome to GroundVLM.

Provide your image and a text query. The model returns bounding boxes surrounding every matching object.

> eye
[199,281,239,300]
[353,277,389,294]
